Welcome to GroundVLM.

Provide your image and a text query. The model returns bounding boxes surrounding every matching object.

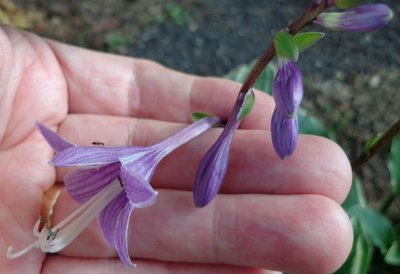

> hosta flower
[271,108,299,159]
[193,90,255,207]
[7,117,220,267]
[273,59,303,117]
[314,4,393,32]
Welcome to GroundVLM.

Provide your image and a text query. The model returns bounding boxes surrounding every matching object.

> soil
[7,0,400,217]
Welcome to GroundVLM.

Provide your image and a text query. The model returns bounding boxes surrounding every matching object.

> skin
[0,25,353,274]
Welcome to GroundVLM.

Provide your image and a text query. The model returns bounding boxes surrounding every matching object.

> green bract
[274,30,298,61]
[237,89,255,120]
[191,111,216,122]
[294,32,325,53]
[335,0,366,9]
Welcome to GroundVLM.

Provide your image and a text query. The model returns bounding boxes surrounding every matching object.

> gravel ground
[10,0,400,214]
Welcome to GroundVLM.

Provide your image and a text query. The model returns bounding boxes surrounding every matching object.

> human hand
[0,25,352,274]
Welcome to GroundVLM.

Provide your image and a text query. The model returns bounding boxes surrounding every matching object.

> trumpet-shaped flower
[7,117,221,267]
[314,4,393,32]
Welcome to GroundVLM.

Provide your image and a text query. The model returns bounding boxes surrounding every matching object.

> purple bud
[193,120,239,207]
[314,4,393,32]
[271,108,299,159]
[273,60,303,117]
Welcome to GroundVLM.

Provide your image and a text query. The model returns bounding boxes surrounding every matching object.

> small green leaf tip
[274,30,299,61]
[191,111,215,122]
[294,32,325,53]
[237,89,255,121]
[335,0,366,9]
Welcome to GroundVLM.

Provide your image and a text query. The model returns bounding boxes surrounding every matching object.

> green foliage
[105,31,134,53]
[335,218,373,274]
[335,0,366,9]
[347,206,394,255]
[164,3,192,26]
[274,30,299,61]
[342,176,367,209]
[294,32,325,53]
[388,134,400,195]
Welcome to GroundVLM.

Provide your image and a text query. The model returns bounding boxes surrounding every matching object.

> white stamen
[7,180,123,259]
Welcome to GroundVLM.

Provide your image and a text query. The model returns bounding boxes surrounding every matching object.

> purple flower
[193,119,239,207]
[273,60,303,117]
[7,117,220,267]
[314,4,393,32]
[271,108,299,159]
[193,90,254,208]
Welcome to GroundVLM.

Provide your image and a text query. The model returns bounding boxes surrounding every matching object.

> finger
[43,257,276,274]
[47,40,274,129]
[57,114,351,203]
[54,190,352,274]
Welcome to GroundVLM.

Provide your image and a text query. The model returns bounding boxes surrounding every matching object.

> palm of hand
[0,26,353,274]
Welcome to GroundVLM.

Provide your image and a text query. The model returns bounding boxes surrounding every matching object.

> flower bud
[273,60,303,117]
[271,108,299,159]
[314,4,393,32]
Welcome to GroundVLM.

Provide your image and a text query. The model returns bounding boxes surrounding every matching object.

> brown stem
[352,119,400,169]
[236,0,331,99]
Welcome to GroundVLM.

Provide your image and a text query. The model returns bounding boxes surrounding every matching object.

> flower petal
[65,163,121,203]
[50,146,122,166]
[99,192,135,267]
[36,122,74,152]
[120,167,157,208]
[193,120,238,208]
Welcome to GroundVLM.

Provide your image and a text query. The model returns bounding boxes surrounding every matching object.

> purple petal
[120,167,157,208]
[50,146,123,166]
[273,60,303,116]
[64,163,121,203]
[314,4,393,32]
[193,120,238,208]
[35,122,74,152]
[271,108,299,159]
[99,192,135,267]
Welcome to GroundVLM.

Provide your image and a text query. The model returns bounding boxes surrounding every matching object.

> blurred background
[1,0,399,223]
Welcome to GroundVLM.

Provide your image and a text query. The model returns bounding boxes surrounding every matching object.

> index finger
[47,40,274,129]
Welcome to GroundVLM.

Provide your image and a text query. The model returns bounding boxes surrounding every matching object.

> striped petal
[99,192,135,267]
[36,122,74,152]
[120,167,157,208]
[65,163,121,203]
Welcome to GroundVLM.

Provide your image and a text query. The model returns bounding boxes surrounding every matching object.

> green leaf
[298,109,334,139]
[364,132,383,154]
[342,176,367,210]
[334,218,373,274]
[237,89,255,120]
[274,30,298,61]
[191,111,215,122]
[388,134,400,195]
[335,0,366,9]
[294,32,325,53]
[224,60,276,95]
[347,205,394,254]
[385,241,400,265]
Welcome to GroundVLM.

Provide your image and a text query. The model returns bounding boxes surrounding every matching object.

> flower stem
[380,191,397,213]
[352,118,400,169]
[234,1,331,104]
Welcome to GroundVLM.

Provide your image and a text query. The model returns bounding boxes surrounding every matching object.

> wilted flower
[273,59,303,117]
[271,108,299,159]
[314,4,393,32]
[7,117,220,267]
